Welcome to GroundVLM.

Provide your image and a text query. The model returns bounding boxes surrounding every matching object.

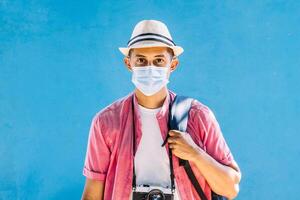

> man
[81,19,241,200]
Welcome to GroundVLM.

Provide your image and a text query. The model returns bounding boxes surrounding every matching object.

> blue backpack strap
[169,95,194,132]
[168,94,227,200]
[162,94,194,147]
[167,95,209,200]
[168,95,194,167]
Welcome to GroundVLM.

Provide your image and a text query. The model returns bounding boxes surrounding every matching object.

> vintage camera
[132,185,174,200]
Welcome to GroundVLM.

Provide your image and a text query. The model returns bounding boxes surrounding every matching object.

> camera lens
[147,189,165,200]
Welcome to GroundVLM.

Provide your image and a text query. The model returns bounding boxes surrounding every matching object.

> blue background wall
[1,1,299,199]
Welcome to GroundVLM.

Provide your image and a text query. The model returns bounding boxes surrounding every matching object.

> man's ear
[124,56,132,72]
[170,57,179,72]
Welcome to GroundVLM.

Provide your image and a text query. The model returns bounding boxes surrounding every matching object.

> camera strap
[131,93,176,193]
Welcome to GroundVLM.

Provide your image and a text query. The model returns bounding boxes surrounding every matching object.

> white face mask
[131,65,170,96]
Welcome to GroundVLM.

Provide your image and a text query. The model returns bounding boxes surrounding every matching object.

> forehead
[130,46,171,57]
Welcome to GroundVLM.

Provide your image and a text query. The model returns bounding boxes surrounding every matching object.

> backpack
[168,94,227,200]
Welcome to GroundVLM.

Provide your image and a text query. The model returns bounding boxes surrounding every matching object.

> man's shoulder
[171,92,216,121]
[189,97,217,122]
[93,92,133,122]
[189,97,211,114]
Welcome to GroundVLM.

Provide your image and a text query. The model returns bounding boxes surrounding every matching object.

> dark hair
[128,47,175,59]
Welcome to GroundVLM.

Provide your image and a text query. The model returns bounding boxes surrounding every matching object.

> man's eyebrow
[154,54,166,57]
[135,54,146,57]
[134,54,166,57]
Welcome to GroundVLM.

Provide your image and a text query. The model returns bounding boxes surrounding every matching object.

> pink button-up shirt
[82,89,235,200]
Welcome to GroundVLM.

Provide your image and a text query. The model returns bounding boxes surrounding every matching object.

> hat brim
[119,43,184,57]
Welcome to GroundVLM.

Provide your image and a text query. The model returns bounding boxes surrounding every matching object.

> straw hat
[119,19,184,57]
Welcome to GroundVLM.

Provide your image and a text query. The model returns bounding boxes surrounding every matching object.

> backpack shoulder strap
[169,95,194,132]
[168,94,209,200]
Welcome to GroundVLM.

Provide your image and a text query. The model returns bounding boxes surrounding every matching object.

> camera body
[132,185,174,200]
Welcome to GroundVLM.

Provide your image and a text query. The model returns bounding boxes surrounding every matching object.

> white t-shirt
[129,103,181,200]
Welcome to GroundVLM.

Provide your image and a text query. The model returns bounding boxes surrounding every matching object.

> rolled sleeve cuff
[219,151,234,166]
[82,166,106,181]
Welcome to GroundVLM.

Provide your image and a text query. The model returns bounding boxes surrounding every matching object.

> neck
[134,87,168,109]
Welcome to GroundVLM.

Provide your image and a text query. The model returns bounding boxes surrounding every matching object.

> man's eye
[136,58,145,63]
[156,58,164,64]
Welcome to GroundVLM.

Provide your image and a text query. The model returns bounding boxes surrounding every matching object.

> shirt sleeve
[82,114,111,181]
[194,106,234,166]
